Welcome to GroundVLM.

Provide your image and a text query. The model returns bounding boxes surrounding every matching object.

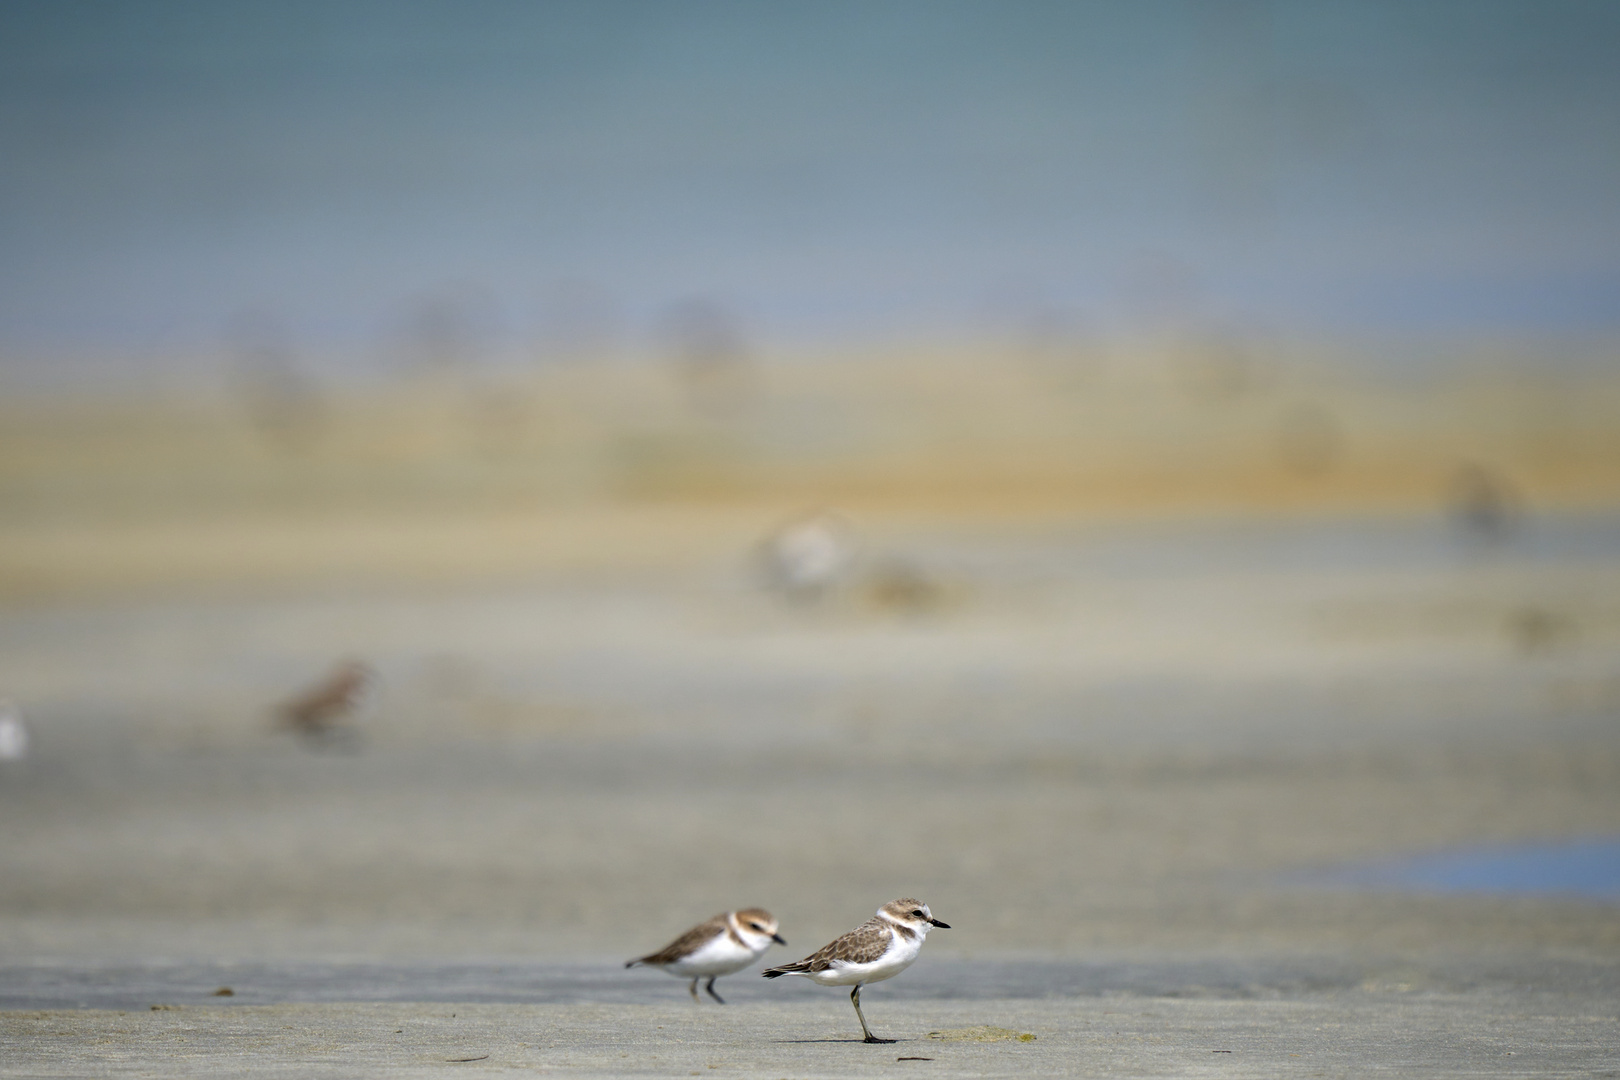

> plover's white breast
[803,927,920,986]
[660,928,762,977]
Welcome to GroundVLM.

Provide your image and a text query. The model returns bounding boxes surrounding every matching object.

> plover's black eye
[912,910,925,917]
[750,923,764,931]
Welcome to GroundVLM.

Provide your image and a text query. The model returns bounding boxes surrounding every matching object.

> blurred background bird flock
[5,331,1616,603]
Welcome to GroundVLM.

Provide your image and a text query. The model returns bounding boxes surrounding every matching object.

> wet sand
[7,994,1619,1079]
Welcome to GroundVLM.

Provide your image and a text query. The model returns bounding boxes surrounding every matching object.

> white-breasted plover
[627,908,786,1003]
[762,897,949,1042]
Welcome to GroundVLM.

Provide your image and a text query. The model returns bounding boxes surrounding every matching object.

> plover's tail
[624,959,645,969]
[760,960,809,979]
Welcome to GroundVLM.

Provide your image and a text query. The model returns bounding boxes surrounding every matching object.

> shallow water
[1312,837,1620,901]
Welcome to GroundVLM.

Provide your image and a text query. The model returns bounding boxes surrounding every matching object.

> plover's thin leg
[705,977,726,1004]
[851,983,893,1043]
[687,977,700,1003]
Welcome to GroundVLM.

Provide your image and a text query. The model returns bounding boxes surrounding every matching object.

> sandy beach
[4,505,1618,1076]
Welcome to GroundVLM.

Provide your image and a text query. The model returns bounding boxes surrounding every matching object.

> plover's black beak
[772,933,787,945]
[929,918,951,928]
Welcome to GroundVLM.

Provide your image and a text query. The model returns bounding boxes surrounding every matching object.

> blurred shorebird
[763,898,949,1042]
[277,660,372,741]
[0,701,30,762]
[627,909,786,1003]
[759,511,858,600]
[1448,462,1522,543]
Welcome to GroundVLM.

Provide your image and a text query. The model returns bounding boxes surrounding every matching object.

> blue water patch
[1303,837,1620,902]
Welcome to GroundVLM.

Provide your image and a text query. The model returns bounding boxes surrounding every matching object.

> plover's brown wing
[763,916,890,975]
[628,913,728,967]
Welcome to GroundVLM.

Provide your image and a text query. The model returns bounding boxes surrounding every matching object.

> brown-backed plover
[627,908,786,1003]
[278,660,372,740]
[762,897,949,1042]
